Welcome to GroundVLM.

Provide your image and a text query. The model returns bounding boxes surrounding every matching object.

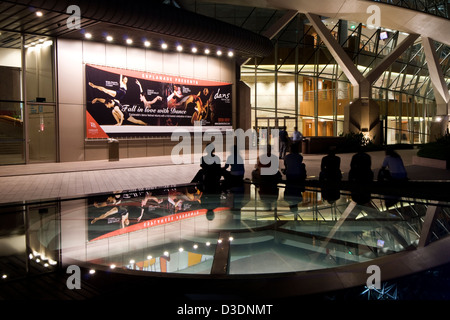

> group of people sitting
[191,142,408,204]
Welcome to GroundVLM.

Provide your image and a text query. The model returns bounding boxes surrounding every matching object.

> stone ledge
[412,155,448,169]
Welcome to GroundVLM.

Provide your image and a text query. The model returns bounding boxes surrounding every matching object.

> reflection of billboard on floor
[87,186,229,242]
[85,64,232,138]
[87,186,202,241]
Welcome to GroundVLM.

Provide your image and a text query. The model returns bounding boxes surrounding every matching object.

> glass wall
[0,31,24,164]
[241,14,442,145]
[0,31,56,165]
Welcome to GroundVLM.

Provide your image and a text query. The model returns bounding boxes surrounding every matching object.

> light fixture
[227,51,234,57]
[216,50,222,56]
[85,33,92,39]
[204,48,210,54]
[176,45,183,52]
[129,259,135,264]
[110,264,116,269]
[229,236,234,242]
[206,241,211,246]
[193,244,198,249]
[191,47,198,53]
[36,11,43,17]
[178,247,184,252]
[126,38,133,45]
[161,43,168,50]
[163,251,169,256]
[144,41,151,47]
[2,274,7,279]
[89,269,96,274]
[106,35,113,42]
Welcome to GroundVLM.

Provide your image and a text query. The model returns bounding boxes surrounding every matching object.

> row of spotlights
[84,33,234,57]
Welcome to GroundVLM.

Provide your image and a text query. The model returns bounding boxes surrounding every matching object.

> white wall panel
[105,44,126,68]
[82,41,106,65]
[207,56,222,82]
[145,49,163,73]
[179,53,194,78]
[57,40,83,105]
[126,47,145,71]
[220,59,234,82]
[193,55,208,80]
[162,52,179,75]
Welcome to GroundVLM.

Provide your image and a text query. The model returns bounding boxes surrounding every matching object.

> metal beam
[422,37,450,104]
[366,33,420,84]
[306,13,365,88]
[418,203,441,248]
[262,9,298,40]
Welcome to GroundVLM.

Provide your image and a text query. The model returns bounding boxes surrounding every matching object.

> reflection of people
[381,148,407,181]
[348,148,373,204]
[92,98,147,126]
[91,206,131,228]
[135,79,162,108]
[141,192,163,207]
[255,147,281,202]
[89,74,128,101]
[320,147,341,203]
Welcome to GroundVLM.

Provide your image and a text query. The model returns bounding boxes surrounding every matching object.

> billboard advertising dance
[85,64,232,138]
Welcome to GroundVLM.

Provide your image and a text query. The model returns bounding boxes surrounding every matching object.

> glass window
[0,31,24,164]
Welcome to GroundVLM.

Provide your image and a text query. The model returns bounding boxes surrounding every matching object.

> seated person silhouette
[283,143,307,191]
[191,143,223,194]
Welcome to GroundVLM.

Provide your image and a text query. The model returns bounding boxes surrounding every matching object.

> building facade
[0,0,449,165]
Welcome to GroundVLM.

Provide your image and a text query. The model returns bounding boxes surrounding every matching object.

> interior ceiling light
[176,45,183,52]
[144,40,151,47]
[161,43,168,49]
[228,51,234,57]
[204,48,210,54]
[85,33,92,39]
[217,50,222,56]
[106,35,113,42]
[126,38,133,44]
[35,11,43,17]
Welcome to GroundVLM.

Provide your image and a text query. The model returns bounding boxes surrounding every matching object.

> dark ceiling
[0,0,274,60]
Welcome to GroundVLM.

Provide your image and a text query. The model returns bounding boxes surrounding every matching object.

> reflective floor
[3,178,448,283]
[2,174,450,302]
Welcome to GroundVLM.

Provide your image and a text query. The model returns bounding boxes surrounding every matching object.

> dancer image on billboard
[91,98,147,126]
[135,79,162,109]
[89,74,128,101]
